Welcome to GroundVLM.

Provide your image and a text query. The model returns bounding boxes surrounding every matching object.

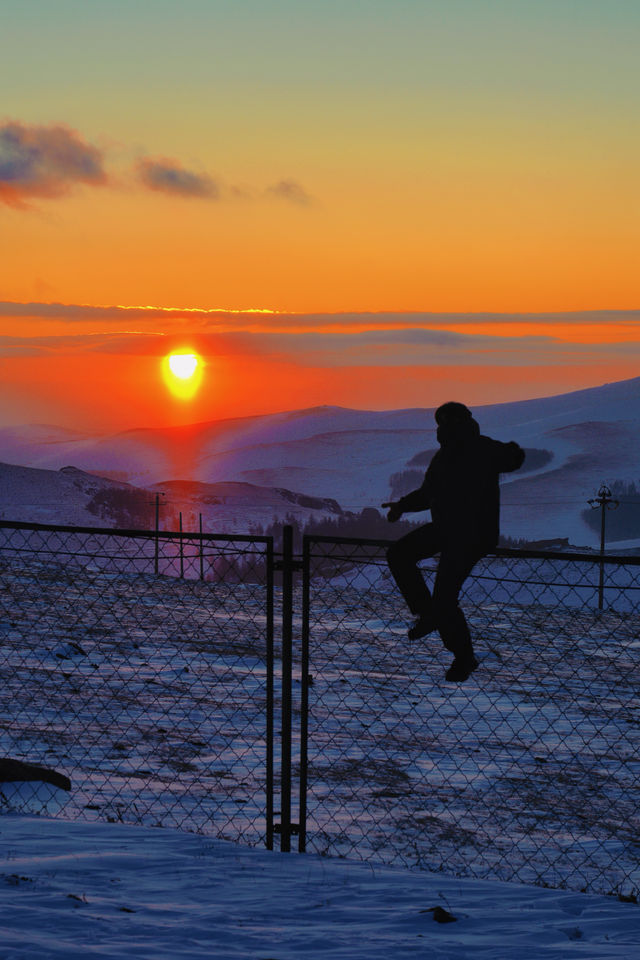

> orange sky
[1,2,639,429]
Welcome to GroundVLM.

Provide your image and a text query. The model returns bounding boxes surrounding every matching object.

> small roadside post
[588,484,619,609]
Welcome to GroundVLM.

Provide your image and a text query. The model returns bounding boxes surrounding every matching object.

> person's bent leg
[432,547,483,678]
[386,524,441,629]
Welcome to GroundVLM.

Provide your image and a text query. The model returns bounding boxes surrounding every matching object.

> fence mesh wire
[300,536,640,896]
[2,520,639,896]
[0,522,274,845]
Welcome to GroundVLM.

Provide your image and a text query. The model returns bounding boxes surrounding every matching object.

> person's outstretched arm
[494,439,525,473]
[382,456,437,521]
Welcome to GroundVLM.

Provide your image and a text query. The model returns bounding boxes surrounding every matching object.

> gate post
[279,524,294,851]
[266,536,275,851]
[298,535,310,852]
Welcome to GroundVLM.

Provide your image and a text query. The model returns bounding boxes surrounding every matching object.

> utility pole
[154,492,166,575]
[199,513,204,581]
[588,484,619,609]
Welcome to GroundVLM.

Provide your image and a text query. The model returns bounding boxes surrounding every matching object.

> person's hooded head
[435,401,479,448]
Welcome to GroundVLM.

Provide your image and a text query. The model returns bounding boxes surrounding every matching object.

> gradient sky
[1,0,639,430]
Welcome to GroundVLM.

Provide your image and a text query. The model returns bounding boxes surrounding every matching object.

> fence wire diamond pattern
[1,521,638,897]
[0,522,274,845]
[300,537,640,896]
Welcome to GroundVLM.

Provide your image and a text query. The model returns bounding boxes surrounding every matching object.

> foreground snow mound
[0,816,638,960]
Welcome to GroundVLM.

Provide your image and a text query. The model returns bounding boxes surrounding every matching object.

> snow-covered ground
[1,814,639,960]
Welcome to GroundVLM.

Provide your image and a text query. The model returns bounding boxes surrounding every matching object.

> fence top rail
[2,521,638,566]
[302,533,640,566]
[0,519,273,546]
[495,545,640,565]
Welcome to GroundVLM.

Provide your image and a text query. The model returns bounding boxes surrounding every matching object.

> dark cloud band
[1,302,638,329]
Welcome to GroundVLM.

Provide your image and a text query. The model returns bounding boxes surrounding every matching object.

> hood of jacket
[436,415,481,450]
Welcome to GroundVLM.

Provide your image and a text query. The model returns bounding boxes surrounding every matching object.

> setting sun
[168,353,198,380]
[162,351,203,400]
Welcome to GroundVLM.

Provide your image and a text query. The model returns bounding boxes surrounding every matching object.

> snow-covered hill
[0,462,346,533]
[2,376,640,545]
[0,463,132,527]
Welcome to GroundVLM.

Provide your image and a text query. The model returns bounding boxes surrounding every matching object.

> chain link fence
[299,536,640,896]
[2,520,639,896]
[0,521,275,846]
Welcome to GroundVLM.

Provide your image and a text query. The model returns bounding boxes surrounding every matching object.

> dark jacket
[398,417,524,549]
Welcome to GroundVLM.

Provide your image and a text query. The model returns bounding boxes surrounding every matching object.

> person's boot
[407,613,434,640]
[445,654,479,682]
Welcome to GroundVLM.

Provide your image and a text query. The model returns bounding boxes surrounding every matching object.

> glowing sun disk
[162,351,204,401]
[169,353,198,379]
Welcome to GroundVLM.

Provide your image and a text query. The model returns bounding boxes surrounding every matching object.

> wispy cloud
[0,121,106,207]
[0,301,279,323]
[266,179,313,205]
[0,119,313,210]
[137,162,313,205]
[136,157,219,199]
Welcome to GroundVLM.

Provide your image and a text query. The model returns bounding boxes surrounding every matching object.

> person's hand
[382,501,403,523]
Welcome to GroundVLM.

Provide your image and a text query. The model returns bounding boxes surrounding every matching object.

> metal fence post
[279,524,294,851]
[298,535,310,852]
[265,536,275,851]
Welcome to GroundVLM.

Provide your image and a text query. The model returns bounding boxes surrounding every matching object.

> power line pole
[199,513,204,581]
[154,492,166,575]
[588,484,619,609]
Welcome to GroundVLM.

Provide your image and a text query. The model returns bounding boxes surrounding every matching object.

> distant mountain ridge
[2,376,640,546]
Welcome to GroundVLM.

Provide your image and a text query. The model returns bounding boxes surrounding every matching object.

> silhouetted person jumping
[383,401,524,682]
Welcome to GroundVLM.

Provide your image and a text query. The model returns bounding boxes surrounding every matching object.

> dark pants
[386,523,485,658]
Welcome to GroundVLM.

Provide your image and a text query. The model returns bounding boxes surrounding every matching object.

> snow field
[1,815,639,960]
